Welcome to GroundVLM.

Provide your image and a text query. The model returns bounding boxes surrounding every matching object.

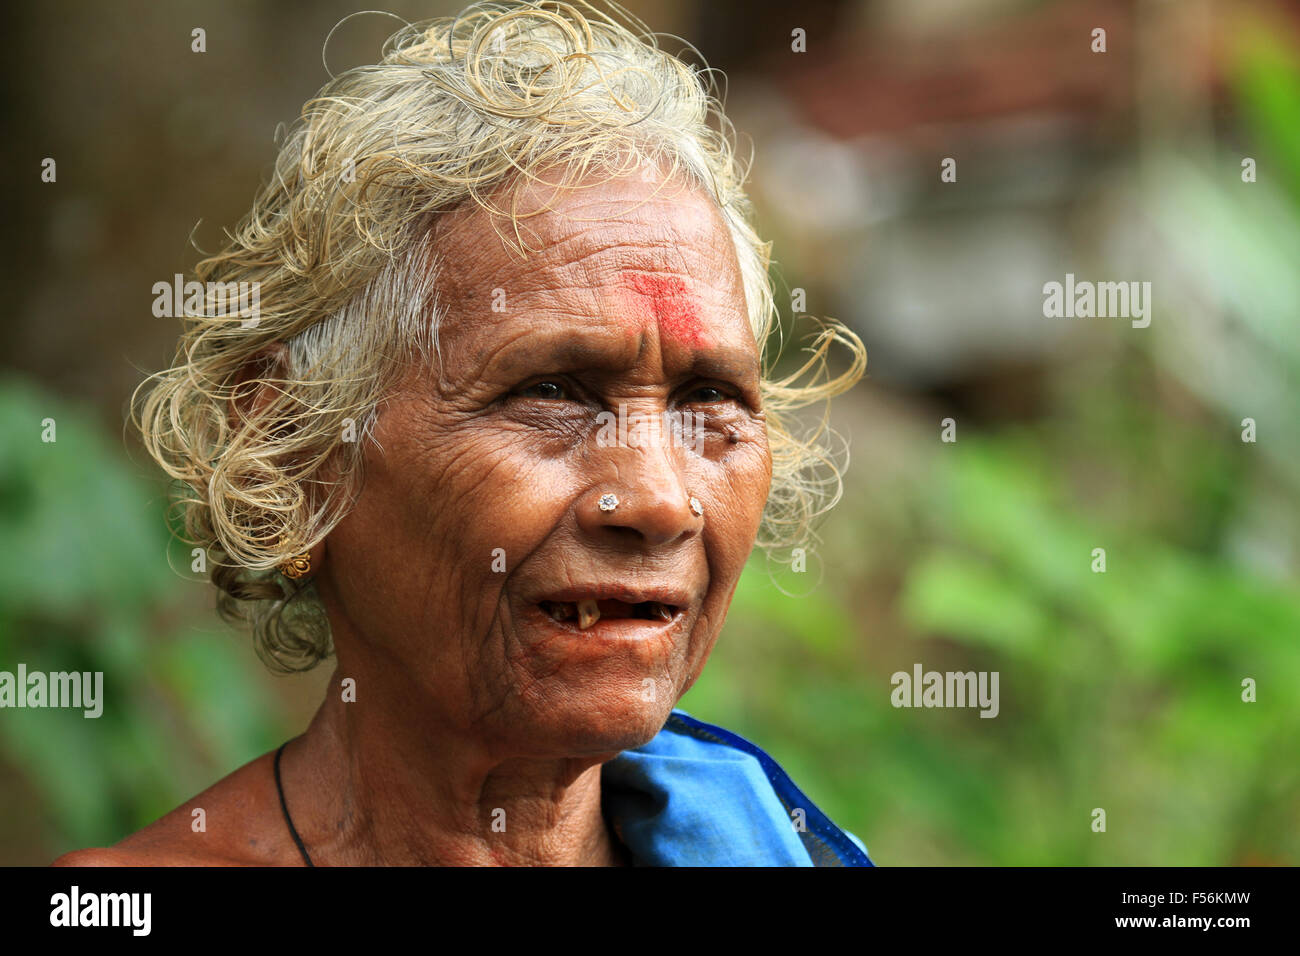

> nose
[578,436,701,548]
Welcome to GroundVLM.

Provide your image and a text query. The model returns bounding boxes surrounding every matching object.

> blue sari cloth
[602,709,874,866]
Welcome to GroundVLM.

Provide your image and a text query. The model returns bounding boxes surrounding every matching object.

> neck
[283,666,628,866]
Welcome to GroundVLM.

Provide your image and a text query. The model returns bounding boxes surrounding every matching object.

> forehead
[437,171,740,287]
[427,171,751,365]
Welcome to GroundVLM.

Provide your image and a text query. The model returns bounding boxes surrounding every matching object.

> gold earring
[279,553,312,579]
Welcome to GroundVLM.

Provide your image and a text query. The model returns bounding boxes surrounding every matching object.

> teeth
[546,598,675,627]
[576,598,600,630]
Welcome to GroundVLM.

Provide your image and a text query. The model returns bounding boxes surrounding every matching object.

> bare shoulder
[50,747,298,867]
[50,847,153,867]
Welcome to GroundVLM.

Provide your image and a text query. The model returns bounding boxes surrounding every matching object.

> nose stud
[597,491,703,518]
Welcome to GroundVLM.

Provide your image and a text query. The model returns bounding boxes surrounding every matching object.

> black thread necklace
[274,742,315,867]
[273,740,632,866]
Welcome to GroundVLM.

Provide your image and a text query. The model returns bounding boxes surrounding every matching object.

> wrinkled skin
[53,168,772,866]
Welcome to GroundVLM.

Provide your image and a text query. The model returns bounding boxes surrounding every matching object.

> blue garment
[601,709,874,866]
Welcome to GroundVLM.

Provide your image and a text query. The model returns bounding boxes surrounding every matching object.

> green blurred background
[2,0,1298,865]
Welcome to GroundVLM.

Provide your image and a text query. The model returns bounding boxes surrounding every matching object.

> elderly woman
[55,0,869,866]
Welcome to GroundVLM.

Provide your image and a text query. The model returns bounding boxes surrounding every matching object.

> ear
[225,343,328,578]
[228,342,291,431]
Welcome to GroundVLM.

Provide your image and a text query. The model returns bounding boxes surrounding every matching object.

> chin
[521,690,675,758]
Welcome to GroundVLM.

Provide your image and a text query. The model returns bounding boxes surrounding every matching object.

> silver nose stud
[598,492,702,517]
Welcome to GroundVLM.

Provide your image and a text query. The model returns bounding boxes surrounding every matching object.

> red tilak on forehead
[625,272,707,347]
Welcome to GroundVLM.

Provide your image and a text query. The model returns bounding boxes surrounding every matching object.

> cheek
[390,427,568,576]
[332,413,569,633]
[700,443,771,591]
[679,444,769,687]
[718,437,772,528]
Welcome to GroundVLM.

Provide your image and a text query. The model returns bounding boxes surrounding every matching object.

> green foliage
[689,411,1299,864]
[1232,20,1300,205]
[0,378,287,858]
[684,17,1300,867]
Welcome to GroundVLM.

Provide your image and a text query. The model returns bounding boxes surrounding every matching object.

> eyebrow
[490,338,619,376]
[687,350,762,382]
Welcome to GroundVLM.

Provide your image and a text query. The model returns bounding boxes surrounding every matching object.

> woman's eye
[519,380,568,400]
[685,385,728,404]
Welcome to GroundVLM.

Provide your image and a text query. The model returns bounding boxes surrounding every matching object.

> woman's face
[317,170,772,759]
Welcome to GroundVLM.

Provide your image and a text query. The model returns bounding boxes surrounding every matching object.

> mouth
[538,597,679,630]
[531,586,690,633]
